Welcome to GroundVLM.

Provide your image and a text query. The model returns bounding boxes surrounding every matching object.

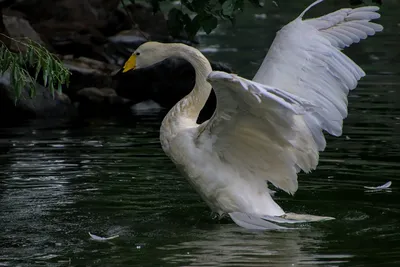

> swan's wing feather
[197,72,317,194]
[305,6,383,49]
[253,2,382,154]
[193,2,382,196]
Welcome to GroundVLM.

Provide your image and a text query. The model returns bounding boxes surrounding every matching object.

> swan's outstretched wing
[253,0,383,152]
[196,72,317,194]
[195,1,382,195]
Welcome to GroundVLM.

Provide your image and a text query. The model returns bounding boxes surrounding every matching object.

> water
[1,1,400,266]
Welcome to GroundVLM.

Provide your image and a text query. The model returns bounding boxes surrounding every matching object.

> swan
[122,0,383,229]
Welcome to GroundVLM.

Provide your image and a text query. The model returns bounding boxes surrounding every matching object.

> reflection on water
[1,1,400,266]
[160,226,343,267]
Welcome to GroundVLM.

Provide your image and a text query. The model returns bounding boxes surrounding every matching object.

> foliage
[137,0,383,39]
[0,35,70,100]
[148,0,263,39]
[0,1,383,101]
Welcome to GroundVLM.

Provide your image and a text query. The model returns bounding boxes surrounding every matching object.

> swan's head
[122,41,169,72]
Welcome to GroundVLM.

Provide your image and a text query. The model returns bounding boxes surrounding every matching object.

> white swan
[123,0,383,229]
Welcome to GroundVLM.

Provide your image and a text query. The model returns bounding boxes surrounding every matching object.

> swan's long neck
[160,44,213,146]
[169,44,212,119]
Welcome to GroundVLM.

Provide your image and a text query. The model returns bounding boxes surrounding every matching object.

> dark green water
[1,1,400,266]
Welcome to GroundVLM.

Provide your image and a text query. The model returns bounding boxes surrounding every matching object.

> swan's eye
[136,52,140,56]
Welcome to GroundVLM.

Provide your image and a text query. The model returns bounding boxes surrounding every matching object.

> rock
[0,9,10,47]
[0,0,211,121]
[61,56,119,97]
[8,0,124,62]
[97,3,133,37]
[106,3,198,66]
[0,0,14,7]
[75,87,132,116]
[76,87,128,104]
[114,57,232,122]
[106,31,197,67]
[124,3,169,40]
[2,14,46,52]
[131,100,162,113]
[11,0,120,26]
[106,29,148,65]
[5,0,192,65]
[33,20,108,61]
[0,72,77,119]
[7,1,180,65]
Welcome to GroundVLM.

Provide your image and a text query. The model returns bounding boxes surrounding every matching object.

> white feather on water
[88,232,119,241]
[364,181,392,190]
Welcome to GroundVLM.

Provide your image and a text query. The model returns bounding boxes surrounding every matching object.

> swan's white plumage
[200,72,316,195]
[253,2,383,158]
[199,1,383,197]
[305,6,383,49]
[127,0,382,229]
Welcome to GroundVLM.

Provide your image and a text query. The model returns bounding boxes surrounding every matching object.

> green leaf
[29,80,36,98]
[34,60,41,81]
[191,0,208,13]
[49,79,55,97]
[43,68,49,87]
[182,13,192,26]
[0,46,4,61]
[48,71,53,92]
[27,47,35,65]
[3,51,11,72]
[11,62,22,98]
[65,73,70,88]
[167,8,184,37]
[181,0,195,12]
[248,0,262,7]
[222,0,235,17]
[150,0,162,13]
[185,15,202,39]
[0,34,71,102]
[234,0,244,10]
[201,15,218,34]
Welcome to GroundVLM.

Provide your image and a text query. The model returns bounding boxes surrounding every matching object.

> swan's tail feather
[282,213,335,222]
[229,212,289,230]
[229,212,335,230]
[262,213,335,224]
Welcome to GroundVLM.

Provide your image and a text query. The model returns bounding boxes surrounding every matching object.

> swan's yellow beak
[123,54,136,73]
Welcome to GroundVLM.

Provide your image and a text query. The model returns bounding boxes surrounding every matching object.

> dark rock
[0,72,77,119]
[0,0,14,8]
[61,56,119,98]
[2,14,46,52]
[104,3,198,65]
[106,29,148,65]
[124,3,169,40]
[0,9,10,47]
[8,0,123,62]
[32,20,108,60]
[114,57,232,123]
[75,87,132,116]
[8,1,179,64]
[0,0,220,121]
[11,0,120,26]
[99,6,136,37]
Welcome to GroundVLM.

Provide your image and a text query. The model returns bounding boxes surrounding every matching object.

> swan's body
[123,0,383,229]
